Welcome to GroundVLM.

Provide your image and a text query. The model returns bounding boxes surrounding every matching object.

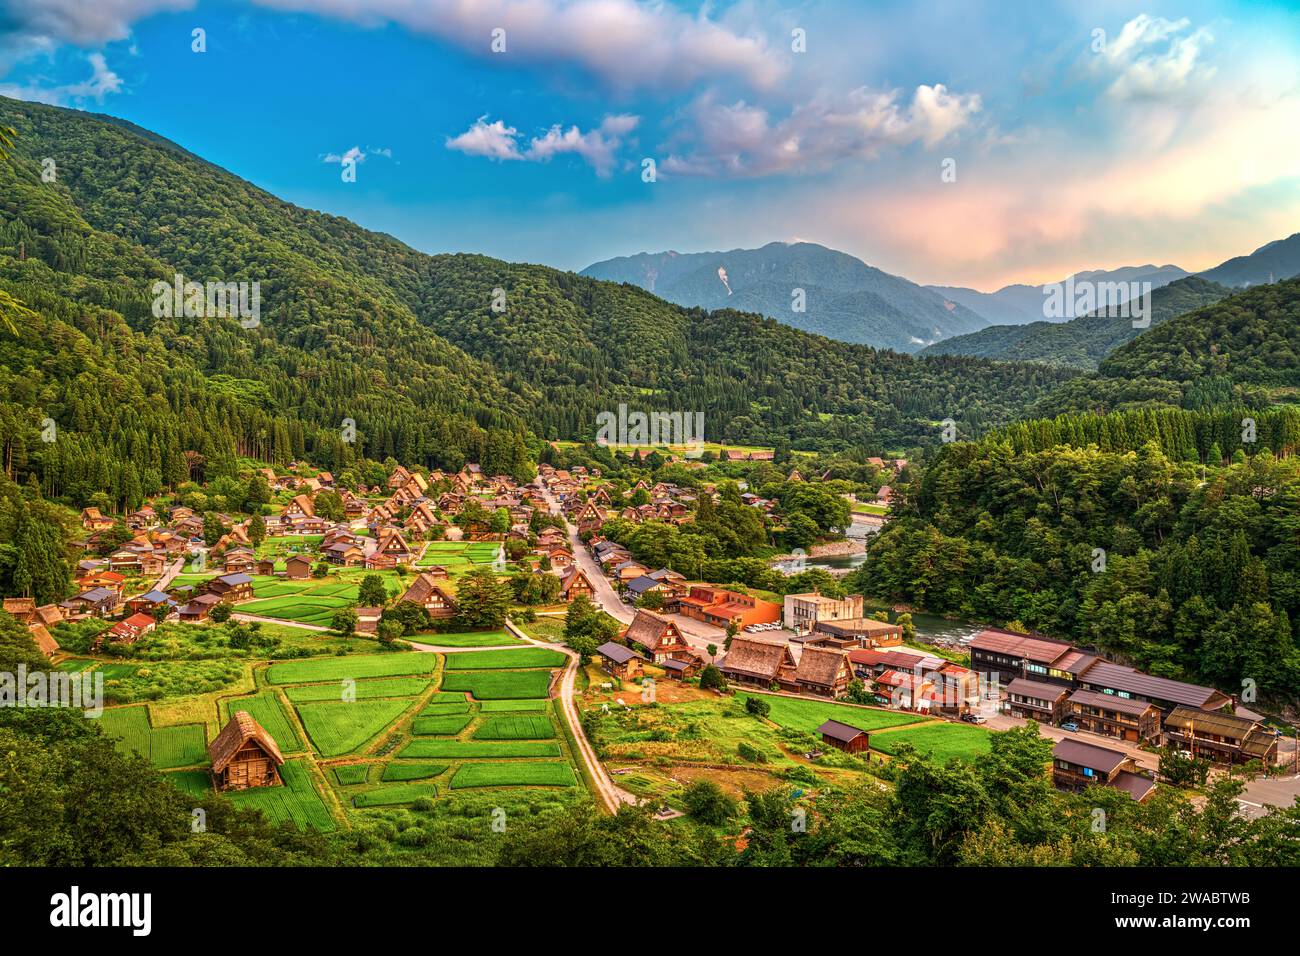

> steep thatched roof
[208,711,285,772]
[622,609,680,652]
[795,646,850,686]
[721,637,793,680]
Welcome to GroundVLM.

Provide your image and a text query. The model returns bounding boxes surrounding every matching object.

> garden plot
[411,714,474,736]
[295,698,412,756]
[450,762,577,789]
[97,705,207,769]
[228,759,335,831]
[353,783,438,807]
[381,762,447,782]
[480,699,550,712]
[332,764,371,785]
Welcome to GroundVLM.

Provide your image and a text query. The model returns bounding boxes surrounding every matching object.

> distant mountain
[927,264,1189,327]
[1198,232,1300,288]
[581,242,991,352]
[920,276,1231,369]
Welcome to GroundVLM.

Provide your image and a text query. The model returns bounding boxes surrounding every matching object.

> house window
[1083,767,1094,777]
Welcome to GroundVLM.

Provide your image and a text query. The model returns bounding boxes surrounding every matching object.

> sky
[1,0,1298,290]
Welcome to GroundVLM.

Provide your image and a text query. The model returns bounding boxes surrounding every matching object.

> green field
[97,706,208,769]
[736,692,931,735]
[283,677,432,703]
[164,769,212,798]
[227,759,335,831]
[471,715,556,740]
[221,692,303,752]
[444,648,567,670]
[419,701,471,716]
[479,699,550,712]
[399,740,562,759]
[440,670,553,700]
[870,722,992,762]
[411,714,474,736]
[295,698,411,756]
[332,764,371,785]
[268,653,434,684]
[353,783,438,807]
[381,762,448,782]
[450,762,577,789]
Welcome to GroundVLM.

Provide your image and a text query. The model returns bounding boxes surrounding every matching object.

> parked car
[1060,721,1079,732]
[960,713,987,724]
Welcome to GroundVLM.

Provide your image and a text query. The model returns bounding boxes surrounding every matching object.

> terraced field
[381,762,447,782]
[97,706,208,769]
[444,648,567,670]
[440,670,554,700]
[284,676,432,703]
[296,698,412,756]
[221,691,303,752]
[353,783,438,807]
[227,759,335,831]
[411,714,475,735]
[472,716,556,740]
[450,762,577,789]
[399,740,563,759]
[267,653,435,684]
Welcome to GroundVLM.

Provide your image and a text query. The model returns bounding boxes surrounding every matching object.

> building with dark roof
[817,718,870,753]
[1052,739,1156,801]
[1163,706,1278,765]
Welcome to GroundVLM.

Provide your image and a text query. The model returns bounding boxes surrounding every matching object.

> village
[5,446,1294,836]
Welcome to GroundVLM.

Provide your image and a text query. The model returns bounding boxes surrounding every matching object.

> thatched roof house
[720,637,795,686]
[794,646,854,698]
[209,711,285,791]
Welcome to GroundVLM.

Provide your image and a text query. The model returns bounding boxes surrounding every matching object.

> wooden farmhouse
[818,719,870,753]
[620,609,689,663]
[209,711,285,791]
[400,572,457,618]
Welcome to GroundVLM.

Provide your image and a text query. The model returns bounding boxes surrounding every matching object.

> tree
[357,573,388,608]
[681,780,737,826]
[247,512,266,548]
[202,512,226,547]
[706,643,718,661]
[11,507,72,605]
[784,512,820,550]
[377,618,403,644]
[698,664,726,690]
[332,607,358,638]
[635,590,665,610]
[724,619,739,650]
[209,603,232,623]
[314,490,345,522]
[564,593,618,650]
[455,568,512,629]
[745,695,770,718]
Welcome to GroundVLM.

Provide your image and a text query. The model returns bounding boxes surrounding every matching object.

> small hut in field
[209,711,285,791]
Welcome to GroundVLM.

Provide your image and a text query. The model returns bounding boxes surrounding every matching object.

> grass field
[228,759,335,831]
[399,740,562,759]
[353,783,438,807]
[267,653,434,684]
[283,677,432,703]
[295,698,411,756]
[479,699,550,712]
[869,722,992,762]
[440,670,553,700]
[164,769,212,798]
[450,762,577,789]
[416,541,501,569]
[381,762,448,782]
[411,714,474,735]
[444,648,567,670]
[471,716,556,740]
[736,692,931,735]
[97,706,208,769]
[332,764,372,785]
[221,692,303,752]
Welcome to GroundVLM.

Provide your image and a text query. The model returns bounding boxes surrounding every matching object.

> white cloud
[0,52,123,105]
[322,145,394,164]
[446,117,525,162]
[250,0,783,93]
[0,0,194,46]
[661,84,982,177]
[447,113,640,176]
[1093,14,1216,101]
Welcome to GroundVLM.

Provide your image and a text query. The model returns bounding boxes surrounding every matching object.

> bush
[738,742,768,764]
[208,603,232,623]
[745,695,771,718]
[698,664,726,691]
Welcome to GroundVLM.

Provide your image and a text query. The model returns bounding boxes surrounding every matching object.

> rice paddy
[471,716,556,740]
[444,648,567,670]
[283,677,432,703]
[411,714,474,735]
[399,740,563,759]
[440,670,553,700]
[96,705,208,769]
[450,762,577,789]
[353,783,438,807]
[381,762,448,782]
[221,691,303,752]
[295,698,412,756]
[267,653,434,684]
[227,759,335,831]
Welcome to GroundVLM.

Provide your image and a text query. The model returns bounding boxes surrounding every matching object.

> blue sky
[2,0,1298,288]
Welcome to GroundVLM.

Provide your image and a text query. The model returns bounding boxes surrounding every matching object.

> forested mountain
[927,264,1189,328]
[921,276,1231,369]
[0,94,1078,512]
[1031,276,1300,417]
[1199,232,1300,288]
[581,241,991,351]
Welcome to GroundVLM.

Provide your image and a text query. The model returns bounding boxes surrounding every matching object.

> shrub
[745,695,771,718]
[681,780,737,826]
[738,742,768,764]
